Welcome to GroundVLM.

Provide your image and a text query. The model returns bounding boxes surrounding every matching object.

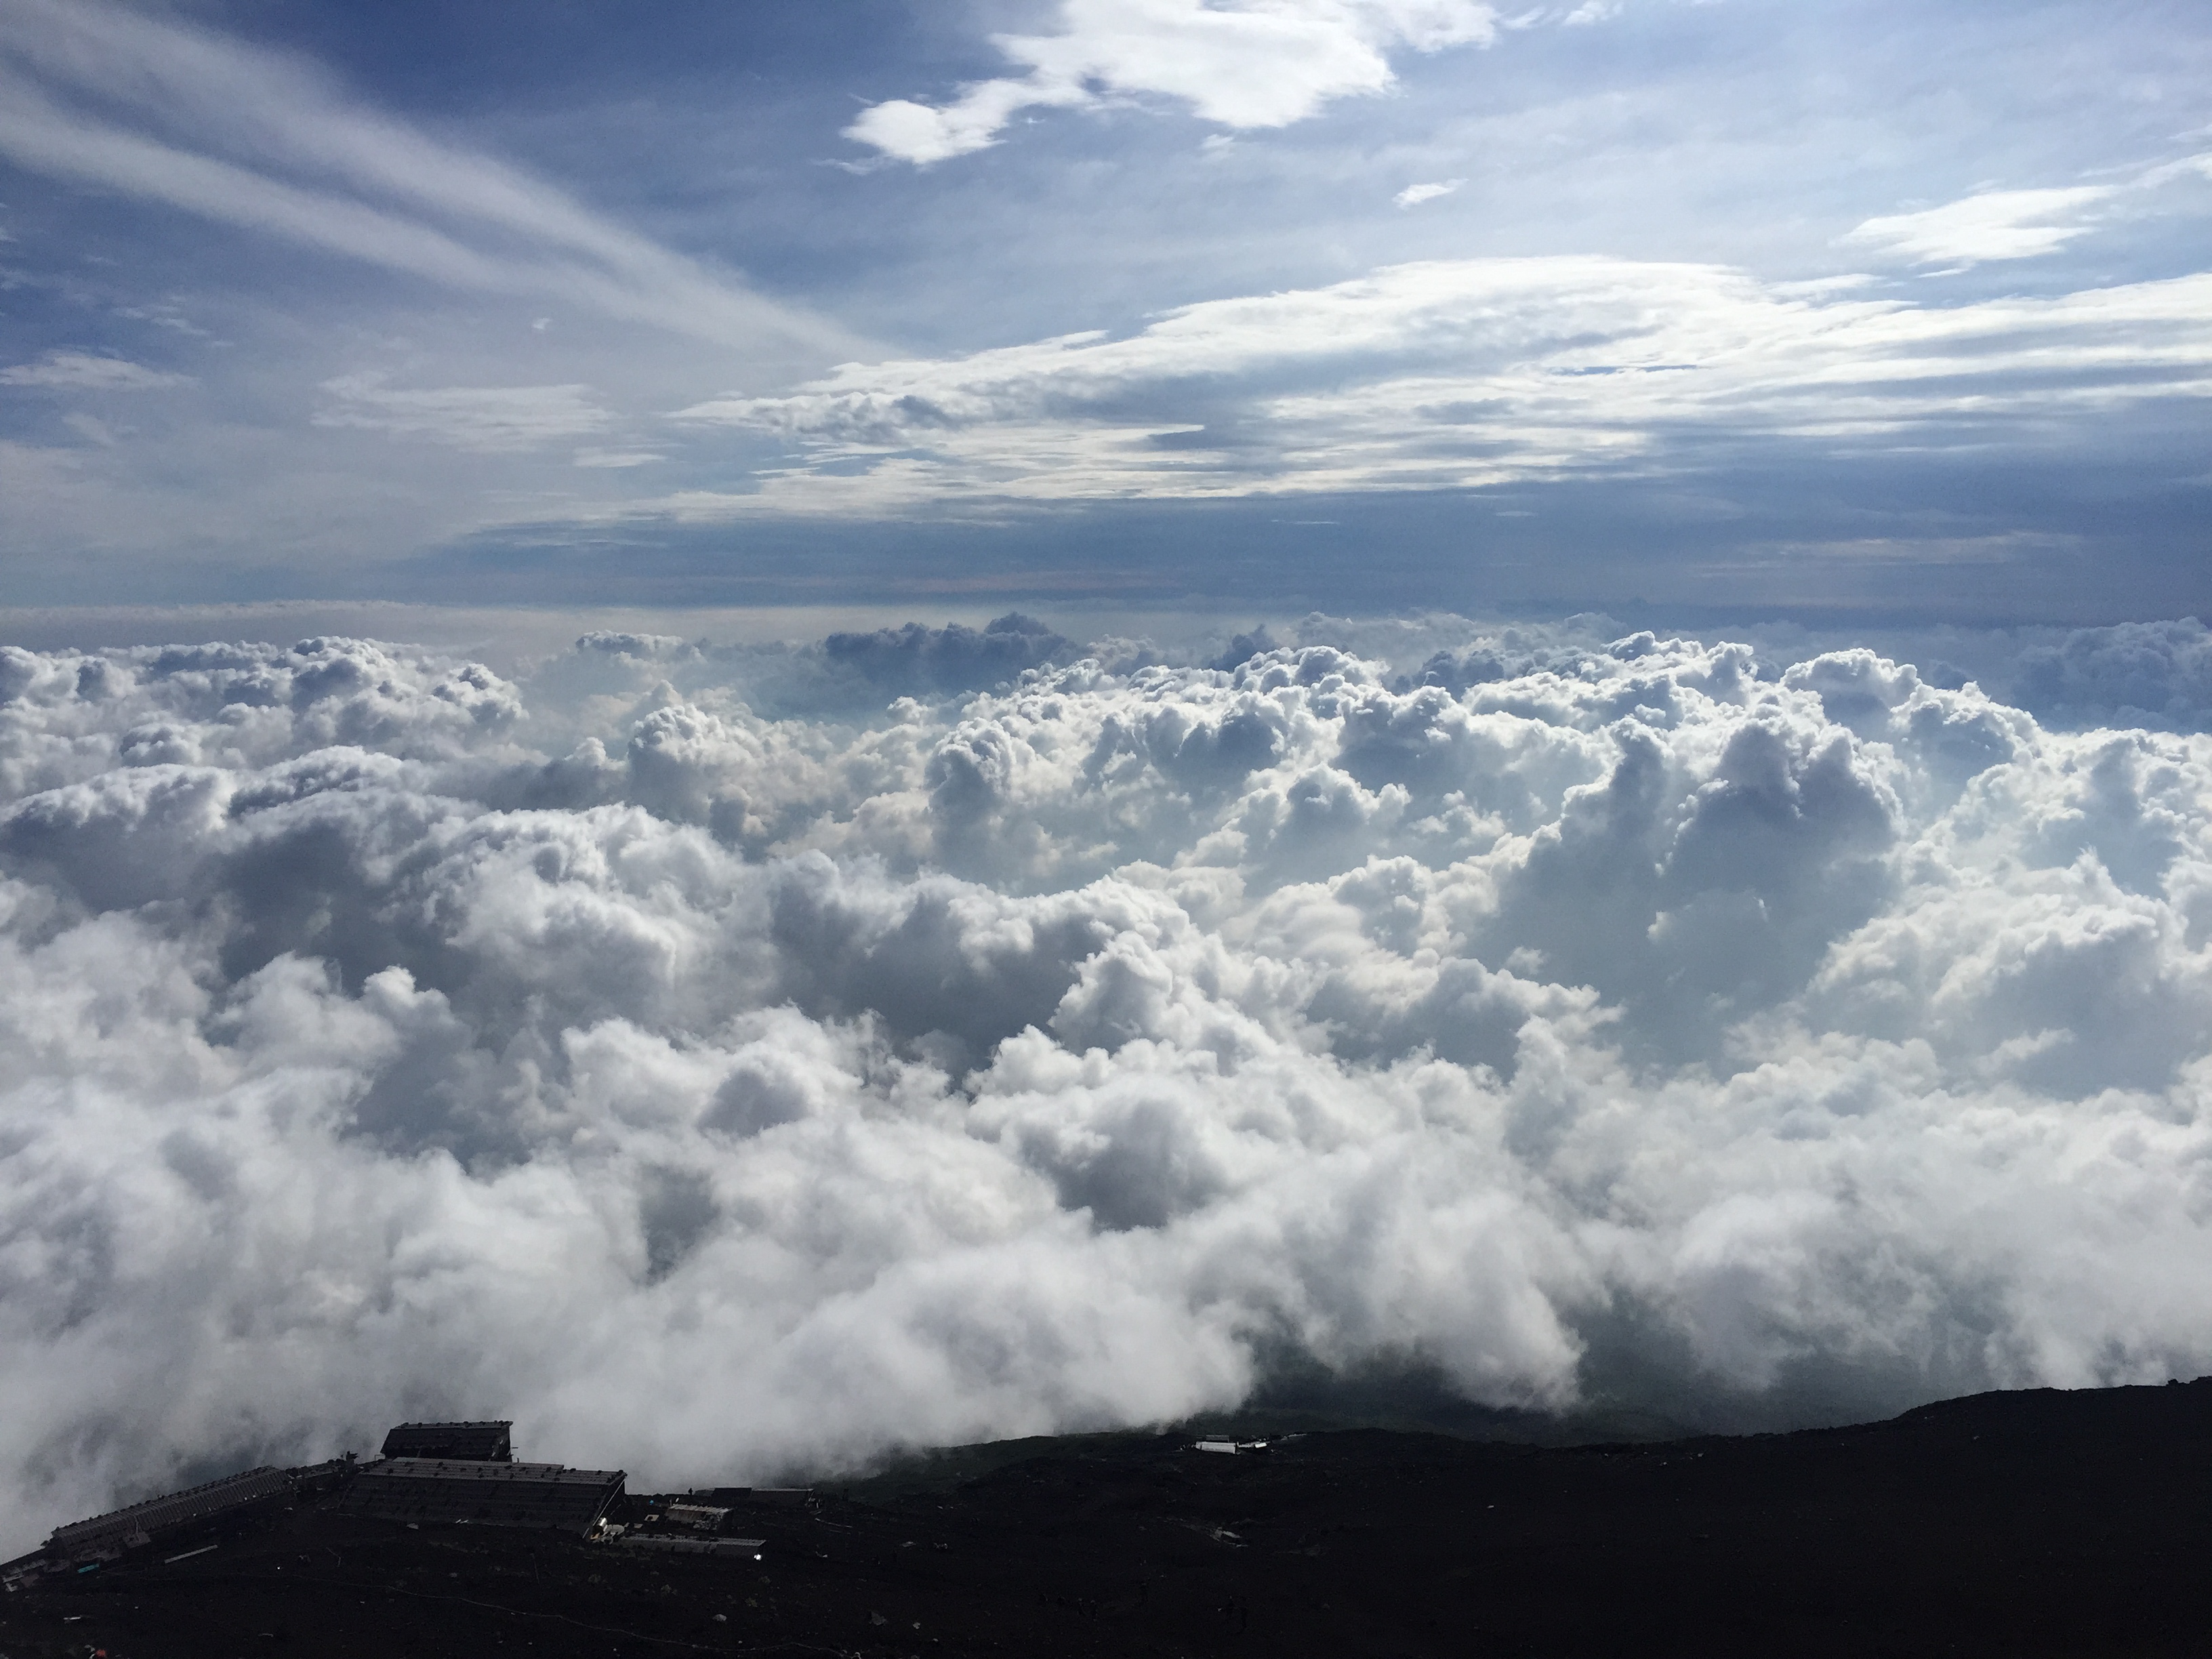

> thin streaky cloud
[573,449,668,470]
[1843,186,2118,268]
[312,375,614,453]
[0,350,191,390]
[0,0,861,356]
[661,256,2212,517]
[1395,179,1465,207]
[1842,153,2212,268]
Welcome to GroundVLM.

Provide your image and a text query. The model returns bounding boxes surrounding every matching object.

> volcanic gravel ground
[6,1380,2211,1658]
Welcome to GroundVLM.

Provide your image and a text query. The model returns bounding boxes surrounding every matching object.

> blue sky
[1,0,2208,620]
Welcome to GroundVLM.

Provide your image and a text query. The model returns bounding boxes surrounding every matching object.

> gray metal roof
[336,1456,624,1535]
[48,1466,294,1554]
[377,1422,513,1462]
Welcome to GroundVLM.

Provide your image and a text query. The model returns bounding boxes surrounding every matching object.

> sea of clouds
[5,610,2212,1549]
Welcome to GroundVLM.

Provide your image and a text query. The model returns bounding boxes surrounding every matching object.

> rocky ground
[5,1379,2210,1658]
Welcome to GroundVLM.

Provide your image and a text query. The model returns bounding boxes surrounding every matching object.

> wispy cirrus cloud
[1842,154,2212,270]
[661,255,2212,516]
[846,0,1507,165]
[571,448,668,470]
[0,350,192,391]
[1394,178,1465,207]
[1843,186,2121,268]
[0,0,857,356]
[313,375,613,453]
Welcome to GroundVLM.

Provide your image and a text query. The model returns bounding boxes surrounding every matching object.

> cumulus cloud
[4,619,2212,1553]
[846,0,1502,164]
[665,255,2212,513]
[2004,618,2212,732]
[820,613,1076,698]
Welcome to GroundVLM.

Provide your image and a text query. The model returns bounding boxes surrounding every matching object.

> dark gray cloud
[2006,618,2212,731]
[822,613,1075,698]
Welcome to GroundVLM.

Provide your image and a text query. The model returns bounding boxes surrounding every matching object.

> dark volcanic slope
[7,1379,2211,1659]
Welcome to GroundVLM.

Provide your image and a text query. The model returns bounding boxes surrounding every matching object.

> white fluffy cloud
[846,0,1504,164]
[4,617,2212,1551]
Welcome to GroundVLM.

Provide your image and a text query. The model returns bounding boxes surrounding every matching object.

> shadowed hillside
[5,1378,2209,1658]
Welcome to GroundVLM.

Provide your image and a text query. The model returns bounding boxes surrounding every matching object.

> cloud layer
[3,616,2212,1549]
[668,254,2212,514]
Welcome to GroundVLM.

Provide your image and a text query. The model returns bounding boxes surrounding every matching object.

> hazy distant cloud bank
[4,616,2212,1549]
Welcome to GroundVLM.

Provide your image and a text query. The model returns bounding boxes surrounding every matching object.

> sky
[0,0,2207,621]
[8,1,2212,1553]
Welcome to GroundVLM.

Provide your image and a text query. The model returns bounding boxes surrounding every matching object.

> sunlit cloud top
[844,0,1507,164]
